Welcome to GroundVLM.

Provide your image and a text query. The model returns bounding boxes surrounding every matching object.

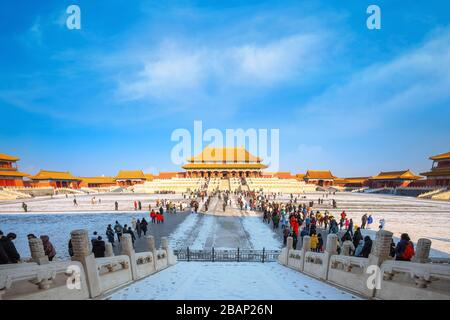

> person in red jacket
[150,210,156,224]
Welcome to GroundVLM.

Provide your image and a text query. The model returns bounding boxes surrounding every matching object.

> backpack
[402,242,414,260]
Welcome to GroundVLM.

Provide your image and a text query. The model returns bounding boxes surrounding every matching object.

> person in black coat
[92,236,106,258]
[0,230,20,263]
[353,228,363,249]
[141,218,148,236]
[360,236,373,258]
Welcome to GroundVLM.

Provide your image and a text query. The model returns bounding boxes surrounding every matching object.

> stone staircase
[0,188,32,200]
[219,178,230,191]
[418,187,447,199]
[431,189,450,201]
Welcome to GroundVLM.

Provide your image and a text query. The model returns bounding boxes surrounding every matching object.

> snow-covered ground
[0,212,151,260]
[107,262,359,300]
[0,193,185,213]
[168,214,281,250]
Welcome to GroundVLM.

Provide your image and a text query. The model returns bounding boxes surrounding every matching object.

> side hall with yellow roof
[368,170,422,188]
[29,170,81,189]
[420,151,450,187]
[0,152,29,187]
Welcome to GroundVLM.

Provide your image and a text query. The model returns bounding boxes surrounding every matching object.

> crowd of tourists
[239,191,415,262]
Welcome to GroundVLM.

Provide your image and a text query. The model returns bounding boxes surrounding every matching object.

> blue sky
[1,0,449,177]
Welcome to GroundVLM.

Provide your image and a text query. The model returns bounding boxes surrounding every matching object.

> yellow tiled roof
[81,176,116,184]
[0,170,29,177]
[116,170,145,180]
[335,177,369,184]
[304,170,335,180]
[144,173,154,181]
[154,172,179,179]
[370,170,421,180]
[30,170,80,180]
[0,153,20,161]
[182,163,267,170]
[187,146,262,163]
[430,151,450,161]
[420,168,450,177]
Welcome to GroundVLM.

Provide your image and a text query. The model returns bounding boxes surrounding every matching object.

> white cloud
[297,27,450,134]
[116,32,328,102]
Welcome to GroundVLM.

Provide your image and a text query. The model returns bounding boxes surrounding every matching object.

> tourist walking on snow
[106,224,115,247]
[136,219,142,238]
[379,218,385,230]
[141,218,148,236]
[115,201,118,211]
[367,214,373,229]
[361,214,368,229]
[114,221,123,242]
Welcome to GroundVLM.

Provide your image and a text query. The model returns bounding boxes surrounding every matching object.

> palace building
[303,170,335,186]
[420,151,450,187]
[333,177,369,188]
[368,170,422,188]
[80,176,116,188]
[0,153,29,187]
[115,170,147,186]
[29,170,81,189]
[182,146,267,178]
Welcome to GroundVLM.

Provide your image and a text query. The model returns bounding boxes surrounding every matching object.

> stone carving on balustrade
[28,238,49,265]
[412,238,432,264]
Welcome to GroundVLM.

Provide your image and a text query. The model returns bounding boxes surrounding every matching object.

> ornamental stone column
[300,235,311,271]
[105,242,114,257]
[278,236,292,265]
[146,235,158,270]
[161,236,177,266]
[369,229,393,267]
[28,237,49,265]
[70,229,101,298]
[412,238,432,263]
[121,233,138,280]
[325,234,338,255]
[322,233,339,280]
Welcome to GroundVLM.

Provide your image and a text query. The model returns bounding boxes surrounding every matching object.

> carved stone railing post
[322,233,339,280]
[412,238,432,263]
[325,234,338,255]
[278,236,292,265]
[105,242,114,257]
[341,241,353,256]
[369,230,393,267]
[161,237,177,266]
[121,233,138,280]
[146,235,158,270]
[70,229,101,298]
[300,236,311,271]
[28,238,49,265]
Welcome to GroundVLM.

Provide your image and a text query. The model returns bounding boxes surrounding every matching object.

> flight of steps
[219,178,230,191]
[418,187,447,199]
[431,189,450,201]
[0,188,32,200]
[207,178,220,192]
